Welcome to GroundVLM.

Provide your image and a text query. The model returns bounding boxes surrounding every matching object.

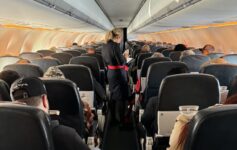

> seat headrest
[181,55,210,72]
[200,64,237,88]
[42,78,82,115]
[158,74,219,111]
[140,57,171,77]
[185,105,237,150]
[223,54,237,65]
[147,62,189,88]
[63,50,81,57]
[0,79,11,101]
[4,64,44,77]
[169,51,182,61]
[0,56,20,71]
[57,65,94,91]
[20,52,42,60]
[82,54,105,70]
[0,104,54,150]
[207,53,224,59]
[31,58,61,72]
[36,50,55,57]
[70,56,100,80]
[161,49,173,57]
[137,53,153,69]
[51,53,73,64]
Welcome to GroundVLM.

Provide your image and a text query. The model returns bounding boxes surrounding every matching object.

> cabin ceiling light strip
[33,0,109,31]
[128,0,202,33]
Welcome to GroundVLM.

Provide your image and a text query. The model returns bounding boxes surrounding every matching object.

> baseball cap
[10,77,47,100]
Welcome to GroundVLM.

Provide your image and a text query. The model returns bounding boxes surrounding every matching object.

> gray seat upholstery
[37,50,55,57]
[169,51,182,61]
[137,53,153,69]
[4,64,44,77]
[0,104,54,150]
[200,64,237,89]
[19,52,42,60]
[207,52,224,59]
[185,105,237,150]
[181,55,210,72]
[31,58,61,72]
[63,50,81,57]
[51,53,73,64]
[0,56,20,71]
[162,49,173,57]
[223,54,237,64]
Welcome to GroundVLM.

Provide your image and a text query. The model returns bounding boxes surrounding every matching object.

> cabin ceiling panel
[96,0,145,27]
[135,0,237,33]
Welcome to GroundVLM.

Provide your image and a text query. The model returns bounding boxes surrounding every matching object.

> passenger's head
[0,70,20,87]
[72,42,78,46]
[141,45,150,52]
[105,29,122,43]
[151,52,164,58]
[201,44,215,55]
[44,66,65,79]
[10,77,49,113]
[180,50,195,59]
[174,44,187,51]
[16,59,30,64]
[86,46,96,54]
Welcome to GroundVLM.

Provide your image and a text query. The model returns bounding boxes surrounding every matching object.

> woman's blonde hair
[105,29,122,43]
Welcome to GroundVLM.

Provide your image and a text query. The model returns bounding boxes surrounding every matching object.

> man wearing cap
[10,77,90,150]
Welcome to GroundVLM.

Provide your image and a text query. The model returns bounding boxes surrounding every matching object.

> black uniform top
[51,120,90,150]
[102,40,126,66]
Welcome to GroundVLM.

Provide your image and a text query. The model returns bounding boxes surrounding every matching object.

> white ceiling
[96,0,145,27]
[135,0,237,33]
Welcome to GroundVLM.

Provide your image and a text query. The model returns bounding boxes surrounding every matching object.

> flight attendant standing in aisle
[102,29,131,124]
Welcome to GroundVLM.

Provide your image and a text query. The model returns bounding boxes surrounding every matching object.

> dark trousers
[107,69,130,122]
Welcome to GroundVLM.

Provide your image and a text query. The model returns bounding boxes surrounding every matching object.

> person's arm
[113,43,126,65]
[141,97,157,126]
[72,132,90,150]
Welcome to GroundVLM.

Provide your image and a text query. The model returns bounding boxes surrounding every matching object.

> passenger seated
[202,57,228,66]
[86,46,96,54]
[0,70,20,87]
[174,44,187,52]
[44,66,95,133]
[167,94,237,150]
[180,50,195,60]
[200,44,215,55]
[151,52,164,57]
[10,77,90,150]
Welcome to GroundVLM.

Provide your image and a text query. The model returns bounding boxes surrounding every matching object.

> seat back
[4,64,44,77]
[70,56,101,82]
[63,50,81,57]
[185,105,237,150]
[169,51,182,61]
[82,53,106,70]
[0,104,54,150]
[31,58,61,72]
[157,74,219,136]
[37,50,55,57]
[181,55,210,72]
[223,54,237,64]
[137,53,153,69]
[0,56,20,71]
[42,78,85,137]
[19,52,42,60]
[57,65,95,107]
[200,64,237,88]
[140,57,171,93]
[207,52,224,59]
[144,62,188,104]
[0,79,11,101]
[162,49,173,57]
[228,76,237,97]
[51,53,73,64]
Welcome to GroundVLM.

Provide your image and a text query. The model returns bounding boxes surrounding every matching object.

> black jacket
[102,40,126,66]
[51,120,90,150]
